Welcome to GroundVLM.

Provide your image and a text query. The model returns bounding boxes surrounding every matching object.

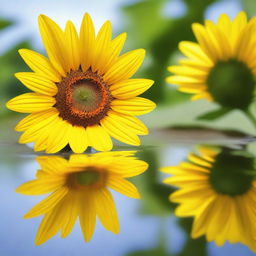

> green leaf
[197,108,231,121]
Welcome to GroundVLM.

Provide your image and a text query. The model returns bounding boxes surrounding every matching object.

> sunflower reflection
[161,146,256,252]
[17,151,148,245]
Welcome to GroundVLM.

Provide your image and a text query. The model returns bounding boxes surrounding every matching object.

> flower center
[207,59,255,109]
[209,152,253,196]
[72,80,102,112]
[76,168,100,186]
[55,69,112,127]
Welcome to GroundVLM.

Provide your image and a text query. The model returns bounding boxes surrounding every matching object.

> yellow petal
[80,13,95,71]
[15,72,57,96]
[68,126,88,153]
[16,177,65,195]
[95,188,119,233]
[188,153,212,167]
[206,196,231,243]
[179,58,213,71]
[6,93,55,113]
[164,175,208,187]
[108,176,140,199]
[34,132,50,152]
[33,116,74,153]
[192,23,218,61]
[234,18,256,61]
[178,41,213,65]
[101,115,140,146]
[36,156,68,174]
[38,14,69,75]
[111,159,148,177]
[173,189,215,216]
[178,86,204,94]
[45,119,72,153]
[18,112,59,144]
[18,49,61,82]
[79,193,96,242]
[24,187,68,218]
[35,209,61,245]
[180,162,210,173]
[111,97,156,116]
[60,193,80,238]
[35,197,72,245]
[205,20,232,60]
[15,108,58,131]
[191,92,212,101]
[191,198,216,238]
[86,125,113,151]
[106,110,148,135]
[101,32,127,74]
[65,20,80,71]
[104,49,145,85]
[170,184,212,202]
[231,11,247,51]
[166,75,205,86]
[91,21,112,73]
[168,65,208,80]
[217,14,232,41]
[110,79,154,99]
[69,154,89,165]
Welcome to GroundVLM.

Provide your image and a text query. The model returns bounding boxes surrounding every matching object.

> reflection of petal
[17,151,148,244]
[108,176,140,199]
[60,192,80,238]
[161,145,256,252]
[16,177,65,195]
[79,193,96,242]
[24,187,69,218]
[95,188,120,233]
[35,197,68,245]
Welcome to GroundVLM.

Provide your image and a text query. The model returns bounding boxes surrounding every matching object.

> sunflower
[167,12,256,110]
[6,14,155,153]
[161,146,256,252]
[16,151,148,245]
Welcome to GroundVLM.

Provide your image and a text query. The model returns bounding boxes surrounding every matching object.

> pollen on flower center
[55,69,112,127]
[207,59,255,109]
[72,80,102,112]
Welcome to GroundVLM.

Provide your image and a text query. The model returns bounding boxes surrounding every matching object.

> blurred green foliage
[122,0,218,104]
[242,0,256,17]
[0,19,30,118]
[0,18,12,29]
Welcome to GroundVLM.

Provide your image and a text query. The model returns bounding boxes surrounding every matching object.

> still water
[1,129,256,256]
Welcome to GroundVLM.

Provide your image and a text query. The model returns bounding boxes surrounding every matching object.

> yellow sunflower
[161,146,256,252]
[6,14,155,153]
[16,151,148,245]
[167,12,256,110]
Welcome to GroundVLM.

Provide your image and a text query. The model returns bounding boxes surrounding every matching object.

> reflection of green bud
[209,151,254,196]
[207,60,255,110]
